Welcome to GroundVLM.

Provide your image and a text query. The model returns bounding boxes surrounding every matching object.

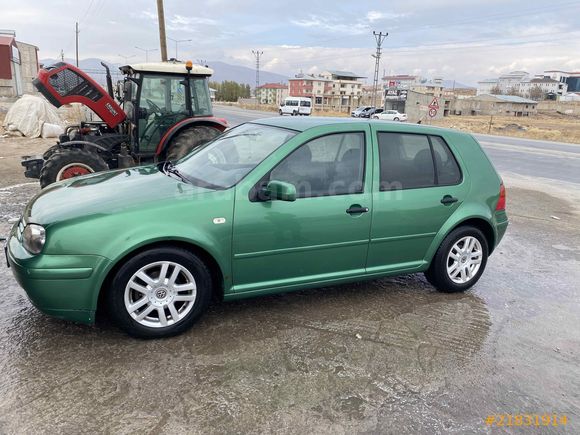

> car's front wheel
[107,247,212,338]
[425,226,488,293]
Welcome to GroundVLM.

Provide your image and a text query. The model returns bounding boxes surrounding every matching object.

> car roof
[250,116,459,135]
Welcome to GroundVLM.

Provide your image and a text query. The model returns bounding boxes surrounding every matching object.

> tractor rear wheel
[39,148,109,188]
[166,126,222,162]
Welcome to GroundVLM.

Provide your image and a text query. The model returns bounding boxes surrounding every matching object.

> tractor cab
[24,60,227,188]
[120,61,214,155]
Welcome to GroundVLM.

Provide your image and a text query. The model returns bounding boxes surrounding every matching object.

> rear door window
[378,133,435,190]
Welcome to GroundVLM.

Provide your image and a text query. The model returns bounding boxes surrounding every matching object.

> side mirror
[264,180,296,202]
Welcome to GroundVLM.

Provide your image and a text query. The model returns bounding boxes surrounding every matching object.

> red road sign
[428,108,437,118]
[428,97,440,110]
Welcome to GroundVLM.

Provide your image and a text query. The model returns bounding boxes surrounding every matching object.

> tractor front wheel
[39,148,109,188]
[166,126,222,162]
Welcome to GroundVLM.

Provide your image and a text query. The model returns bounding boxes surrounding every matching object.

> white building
[517,77,567,99]
[477,71,529,95]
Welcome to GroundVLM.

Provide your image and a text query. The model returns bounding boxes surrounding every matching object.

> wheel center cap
[461,255,468,263]
[155,288,168,299]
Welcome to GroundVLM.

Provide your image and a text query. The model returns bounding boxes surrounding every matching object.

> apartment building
[288,70,365,112]
[255,83,288,106]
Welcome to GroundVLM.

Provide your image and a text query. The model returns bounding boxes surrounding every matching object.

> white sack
[41,122,65,138]
[3,95,64,138]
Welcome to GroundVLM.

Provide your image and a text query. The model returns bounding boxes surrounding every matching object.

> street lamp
[167,37,192,60]
[135,46,159,62]
[118,54,136,64]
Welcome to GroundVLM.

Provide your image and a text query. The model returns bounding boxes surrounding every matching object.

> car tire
[292,110,297,116]
[394,117,399,121]
[279,110,283,115]
[166,125,221,161]
[39,148,109,188]
[425,226,489,293]
[106,247,212,338]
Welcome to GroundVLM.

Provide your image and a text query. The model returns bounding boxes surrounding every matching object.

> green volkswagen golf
[6,118,508,338]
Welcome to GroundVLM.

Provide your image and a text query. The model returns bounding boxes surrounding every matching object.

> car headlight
[23,224,46,255]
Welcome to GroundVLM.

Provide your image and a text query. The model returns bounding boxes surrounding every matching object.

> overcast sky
[3,0,580,85]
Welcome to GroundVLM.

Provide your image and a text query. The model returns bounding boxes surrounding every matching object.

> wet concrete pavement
[0,177,579,434]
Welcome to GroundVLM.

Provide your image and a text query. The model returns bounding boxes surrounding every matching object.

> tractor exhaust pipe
[100,62,114,99]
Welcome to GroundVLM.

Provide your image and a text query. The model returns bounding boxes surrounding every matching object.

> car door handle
[441,195,459,205]
[346,206,369,214]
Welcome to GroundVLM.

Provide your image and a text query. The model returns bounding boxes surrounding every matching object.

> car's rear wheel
[425,226,488,293]
[107,247,212,338]
[39,148,109,188]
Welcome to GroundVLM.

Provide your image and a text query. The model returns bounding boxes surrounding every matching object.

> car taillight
[496,182,506,211]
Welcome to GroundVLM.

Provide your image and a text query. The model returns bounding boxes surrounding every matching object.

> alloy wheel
[446,236,483,284]
[124,261,197,328]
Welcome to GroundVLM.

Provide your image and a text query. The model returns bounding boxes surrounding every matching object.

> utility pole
[252,50,263,103]
[371,31,388,108]
[156,0,168,61]
[167,37,191,60]
[75,22,79,67]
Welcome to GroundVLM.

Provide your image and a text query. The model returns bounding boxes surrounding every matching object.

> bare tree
[507,87,522,96]
[529,85,545,101]
[490,84,502,95]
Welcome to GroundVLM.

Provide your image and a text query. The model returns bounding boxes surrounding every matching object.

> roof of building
[326,70,366,79]
[382,74,417,80]
[478,78,499,84]
[121,61,213,76]
[288,74,332,82]
[257,83,288,89]
[0,35,15,47]
[529,77,560,83]
[478,94,537,104]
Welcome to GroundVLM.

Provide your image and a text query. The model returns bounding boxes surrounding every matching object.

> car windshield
[175,123,297,189]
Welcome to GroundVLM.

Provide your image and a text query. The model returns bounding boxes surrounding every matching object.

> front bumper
[21,155,44,179]
[6,233,111,324]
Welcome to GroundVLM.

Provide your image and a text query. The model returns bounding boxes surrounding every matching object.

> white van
[279,97,312,116]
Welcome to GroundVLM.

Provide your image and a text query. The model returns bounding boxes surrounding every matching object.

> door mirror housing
[264,180,296,202]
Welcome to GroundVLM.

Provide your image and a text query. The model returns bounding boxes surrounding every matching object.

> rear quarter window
[430,136,462,185]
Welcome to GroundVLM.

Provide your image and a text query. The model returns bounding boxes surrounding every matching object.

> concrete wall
[15,42,38,95]
[450,95,537,116]
[384,90,448,123]
[537,100,580,116]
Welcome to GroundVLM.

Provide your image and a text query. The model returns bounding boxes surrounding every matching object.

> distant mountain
[442,80,475,89]
[40,58,288,87]
[206,61,287,85]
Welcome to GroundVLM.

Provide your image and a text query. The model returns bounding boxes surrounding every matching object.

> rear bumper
[493,210,509,249]
[7,234,111,324]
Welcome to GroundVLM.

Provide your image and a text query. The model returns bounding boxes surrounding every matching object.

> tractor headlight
[23,224,46,255]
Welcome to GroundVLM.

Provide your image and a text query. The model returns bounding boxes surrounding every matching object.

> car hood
[24,166,214,226]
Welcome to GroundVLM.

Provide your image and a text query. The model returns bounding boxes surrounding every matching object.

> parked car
[6,118,508,338]
[360,108,384,118]
[351,106,373,117]
[280,97,312,116]
[373,110,408,121]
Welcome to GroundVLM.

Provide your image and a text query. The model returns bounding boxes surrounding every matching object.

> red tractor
[24,60,227,187]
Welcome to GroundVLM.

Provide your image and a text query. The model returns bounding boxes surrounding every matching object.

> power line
[252,50,264,98]
[371,31,387,108]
